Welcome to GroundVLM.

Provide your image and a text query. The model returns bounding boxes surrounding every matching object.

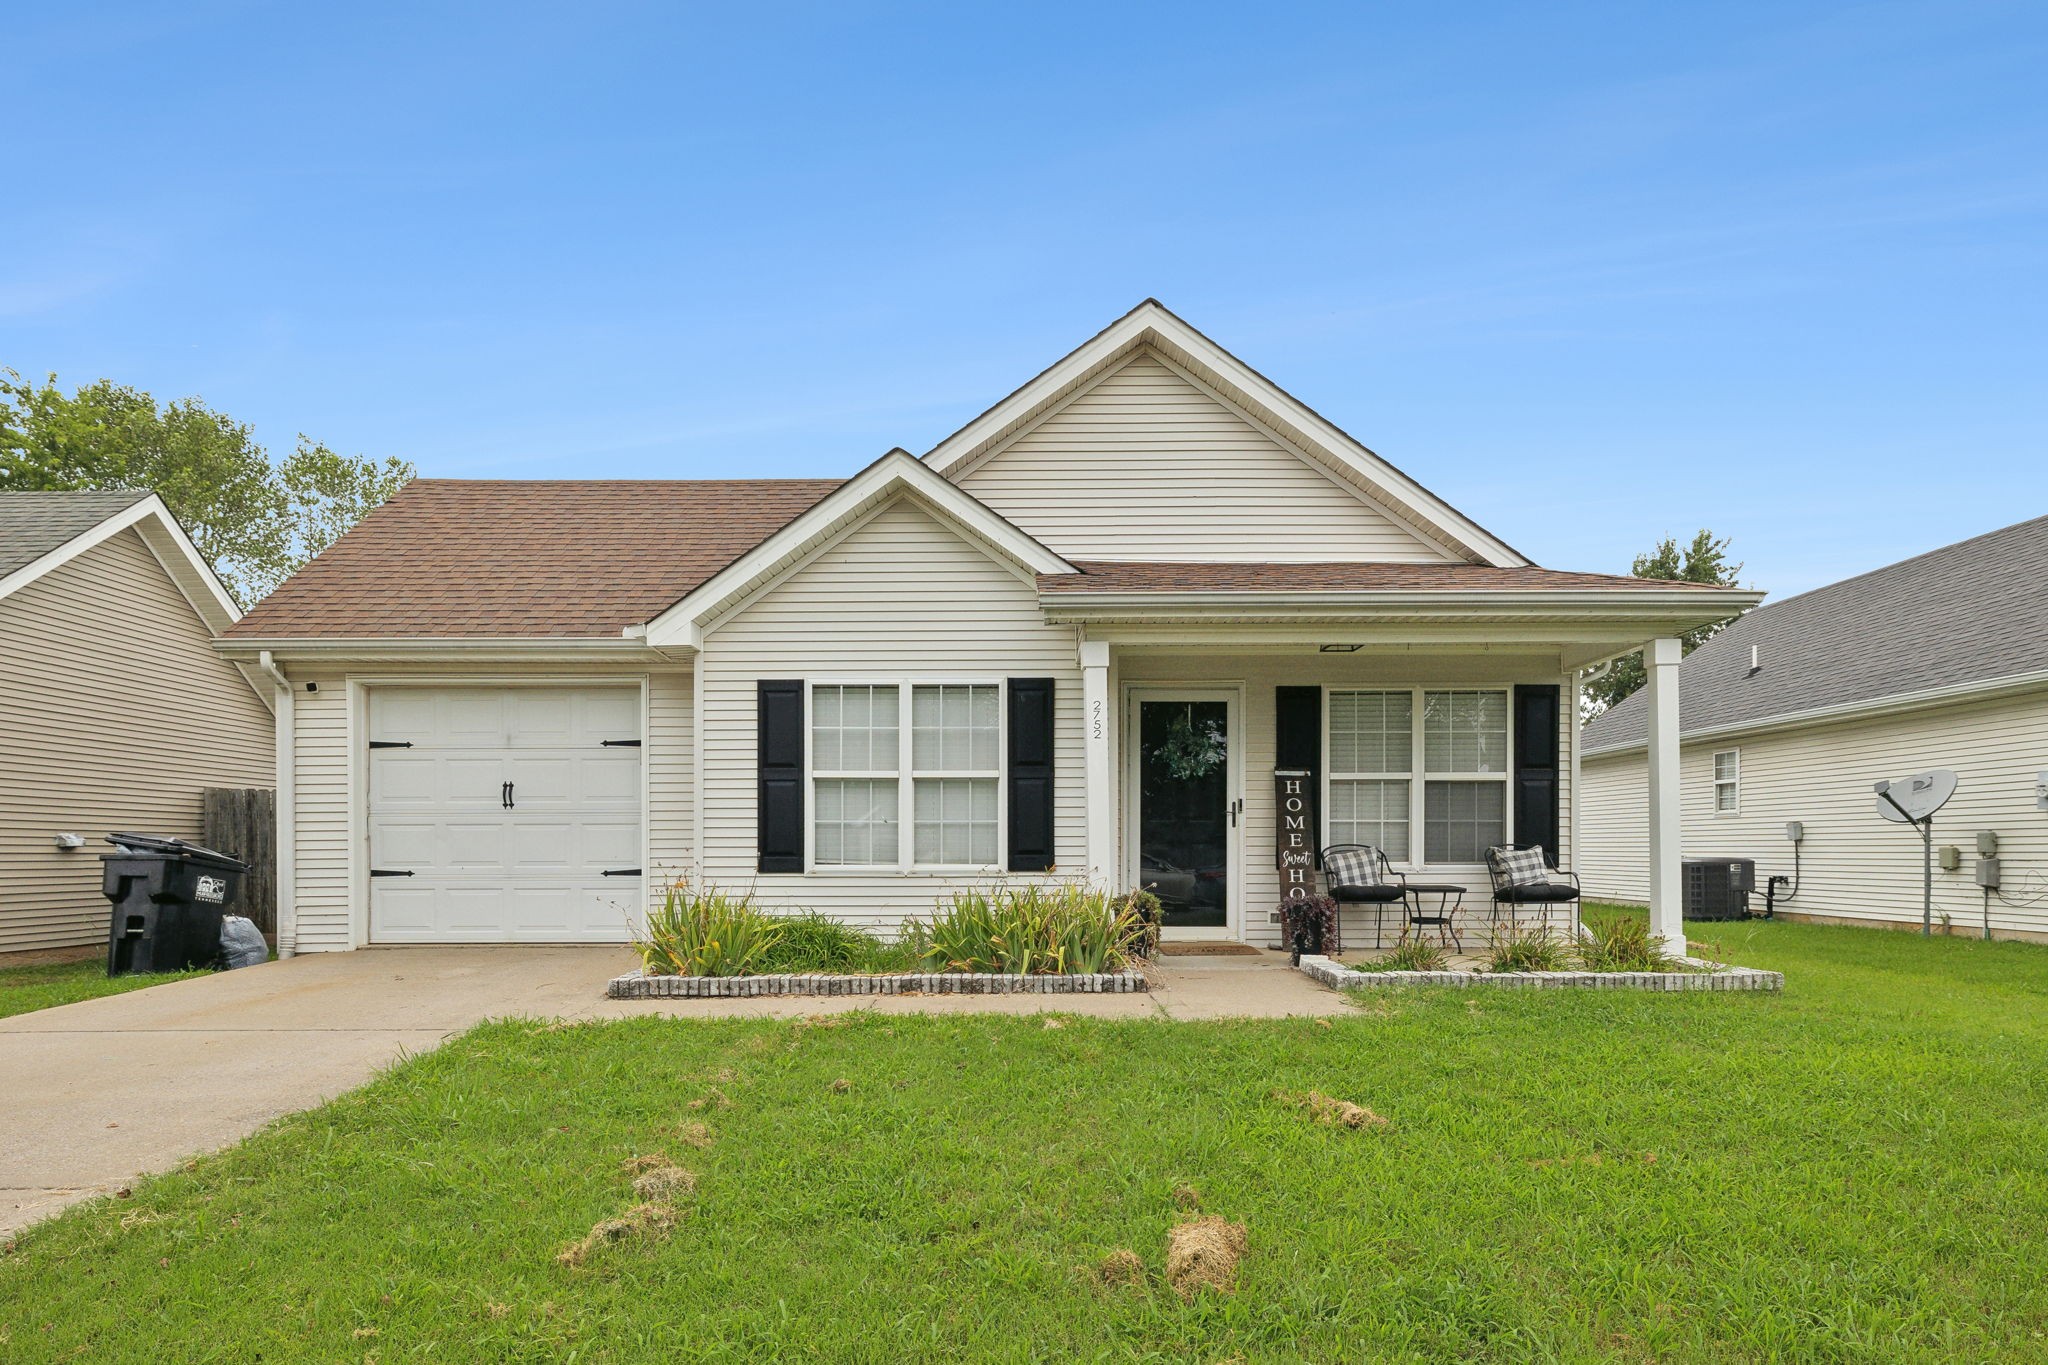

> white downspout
[258,651,297,958]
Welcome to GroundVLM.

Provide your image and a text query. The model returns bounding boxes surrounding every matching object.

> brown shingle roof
[1039,561,1730,593]
[226,479,842,638]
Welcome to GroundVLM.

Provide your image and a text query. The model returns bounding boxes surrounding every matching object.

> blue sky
[8,1,2044,597]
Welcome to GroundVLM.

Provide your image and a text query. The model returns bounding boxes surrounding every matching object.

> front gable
[925,301,1529,568]
[953,348,1459,564]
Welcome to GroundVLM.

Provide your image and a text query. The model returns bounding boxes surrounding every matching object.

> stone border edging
[607,967,1150,999]
[1295,954,1782,992]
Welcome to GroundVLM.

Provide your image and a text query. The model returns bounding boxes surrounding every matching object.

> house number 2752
[1090,699,1105,740]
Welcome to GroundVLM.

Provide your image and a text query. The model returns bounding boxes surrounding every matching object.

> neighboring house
[1580,514,2048,943]
[0,492,275,954]
[216,302,1755,953]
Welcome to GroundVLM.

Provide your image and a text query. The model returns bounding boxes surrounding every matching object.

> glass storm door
[1133,694,1236,939]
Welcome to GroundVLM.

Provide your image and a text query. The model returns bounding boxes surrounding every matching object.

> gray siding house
[1580,514,2048,943]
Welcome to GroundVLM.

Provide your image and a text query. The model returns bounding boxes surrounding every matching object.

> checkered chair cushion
[1487,845,1550,889]
[1321,845,1385,890]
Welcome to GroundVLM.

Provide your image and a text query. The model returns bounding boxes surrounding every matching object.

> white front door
[1125,688,1242,942]
[367,687,642,943]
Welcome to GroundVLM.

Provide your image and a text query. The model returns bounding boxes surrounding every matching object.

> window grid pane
[913,777,998,865]
[1328,778,1410,862]
[1424,780,1506,864]
[814,778,899,866]
[1328,691,1413,775]
[911,684,999,772]
[812,685,899,773]
[1423,690,1509,774]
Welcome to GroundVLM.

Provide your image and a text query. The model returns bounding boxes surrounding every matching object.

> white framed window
[810,681,1003,870]
[1713,749,1740,815]
[1423,690,1510,863]
[911,684,1001,866]
[1327,690,1413,860]
[811,684,900,867]
[1326,687,1511,867]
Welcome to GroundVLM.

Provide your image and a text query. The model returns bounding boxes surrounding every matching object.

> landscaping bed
[1297,953,1782,992]
[622,880,1159,996]
[609,966,1147,998]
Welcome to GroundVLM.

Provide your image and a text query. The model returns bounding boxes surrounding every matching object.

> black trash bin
[102,833,250,976]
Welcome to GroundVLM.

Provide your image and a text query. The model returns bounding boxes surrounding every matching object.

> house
[0,492,275,954]
[1579,514,2048,943]
[215,302,1757,954]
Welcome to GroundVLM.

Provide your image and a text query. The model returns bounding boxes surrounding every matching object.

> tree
[0,369,413,605]
[1582,530,1745,715]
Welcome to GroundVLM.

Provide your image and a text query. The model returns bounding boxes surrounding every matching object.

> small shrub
[906,882,1148,975]
[1365,938,1448,972]
[1576,915,1683,972]
[756,913,917,974]
[1487,919,1570,973]
[635,880,785,977]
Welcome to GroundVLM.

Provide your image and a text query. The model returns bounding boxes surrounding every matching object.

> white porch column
[1646,636,1684,951]
[1080,639,1114,882]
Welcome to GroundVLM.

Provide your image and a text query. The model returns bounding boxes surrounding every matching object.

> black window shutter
[757,679,804,874]
[1007,677,1056,872]
[1512,684,1561,867]
[1275,685,1321,851]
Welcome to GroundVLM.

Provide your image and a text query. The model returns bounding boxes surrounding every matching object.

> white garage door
[368,687,642,943]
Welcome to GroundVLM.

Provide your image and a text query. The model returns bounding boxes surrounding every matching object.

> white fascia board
[0,494,242,630]
[642,449,1075,648]
[1582,665,2048,759]
[214,637,664,664]
[1040,587,1762,622]
[921,300,1530,568]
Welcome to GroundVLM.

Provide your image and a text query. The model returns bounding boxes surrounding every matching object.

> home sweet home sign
[1275,768,1317,902]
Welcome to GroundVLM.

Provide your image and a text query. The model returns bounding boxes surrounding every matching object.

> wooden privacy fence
[203,786,277,933]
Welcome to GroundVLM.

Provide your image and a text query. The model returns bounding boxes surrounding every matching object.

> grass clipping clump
[1274,1088,1392,1131]
[556,1202,678,1268]
[1096,1248,1146,1289]
[1164,1217,1247,1300]
[623,1154,696,1201]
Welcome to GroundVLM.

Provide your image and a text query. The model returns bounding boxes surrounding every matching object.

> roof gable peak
[921,301,1529,568]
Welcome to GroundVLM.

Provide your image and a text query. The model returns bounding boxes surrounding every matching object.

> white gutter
[1583,665,2048,758]
[257,651,296,958]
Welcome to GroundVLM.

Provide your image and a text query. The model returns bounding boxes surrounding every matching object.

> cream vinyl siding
[697,495,1083,928]
[953,352,1459,564]
[1578,751,1651,905]
[0,528,272,952]
[1118,653,1573,947]
[284,664,693,952]
[1577,686,2048,941]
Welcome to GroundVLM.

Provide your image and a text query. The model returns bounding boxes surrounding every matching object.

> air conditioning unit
[1683,859,1755,921]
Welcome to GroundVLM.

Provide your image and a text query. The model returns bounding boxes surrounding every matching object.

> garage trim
[346,674,652,948]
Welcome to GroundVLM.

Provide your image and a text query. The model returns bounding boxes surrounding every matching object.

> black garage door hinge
[600,739,642,747]
[601,868,643,877]
[368,740,413,749]
[369,868,415,877]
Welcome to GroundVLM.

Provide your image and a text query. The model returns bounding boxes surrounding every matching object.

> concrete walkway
[1,947,1344,1236]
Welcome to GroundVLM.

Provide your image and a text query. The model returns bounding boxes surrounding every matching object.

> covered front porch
[1042,572,1759,952]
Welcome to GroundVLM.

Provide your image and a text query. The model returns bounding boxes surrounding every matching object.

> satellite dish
[1874,769,1957,824]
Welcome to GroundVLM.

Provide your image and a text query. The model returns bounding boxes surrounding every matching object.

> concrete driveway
[1,947,1343,1237]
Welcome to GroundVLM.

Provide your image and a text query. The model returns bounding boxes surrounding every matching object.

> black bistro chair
[1320,844,1408,950]
[1484,844,1582,939]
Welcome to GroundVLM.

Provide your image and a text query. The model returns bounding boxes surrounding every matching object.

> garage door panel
[368,685,642,944]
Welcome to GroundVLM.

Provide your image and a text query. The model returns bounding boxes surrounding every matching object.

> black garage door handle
[601,868,643,877]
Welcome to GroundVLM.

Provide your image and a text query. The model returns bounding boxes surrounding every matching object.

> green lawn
[4,918,2048,1362]
[0,958,205,1020]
